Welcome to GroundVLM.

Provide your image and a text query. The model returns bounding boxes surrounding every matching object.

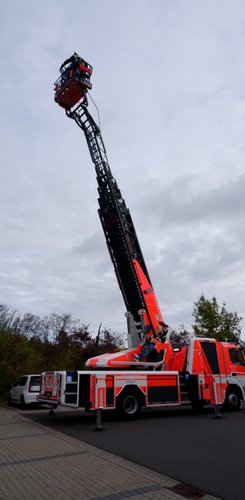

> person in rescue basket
[59,52,82,73]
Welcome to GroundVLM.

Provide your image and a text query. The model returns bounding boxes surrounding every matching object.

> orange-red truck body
[38,338,245,415]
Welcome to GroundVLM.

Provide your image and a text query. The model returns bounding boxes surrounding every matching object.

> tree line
[0,295,242,399]
[0,304,124,399]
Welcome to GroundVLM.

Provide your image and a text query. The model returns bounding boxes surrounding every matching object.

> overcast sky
[1,0,245,340]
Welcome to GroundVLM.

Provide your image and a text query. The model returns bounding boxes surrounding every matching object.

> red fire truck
[38,55,245,418]
[39,337,245,418]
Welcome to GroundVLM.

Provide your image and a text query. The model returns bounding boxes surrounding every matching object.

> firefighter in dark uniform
[59,52,92,91]
[59,52,83,74]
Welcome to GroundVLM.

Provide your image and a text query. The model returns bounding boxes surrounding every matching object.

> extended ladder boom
[54,56,164,345]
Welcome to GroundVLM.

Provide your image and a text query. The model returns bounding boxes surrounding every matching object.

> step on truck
[38,54,245,418]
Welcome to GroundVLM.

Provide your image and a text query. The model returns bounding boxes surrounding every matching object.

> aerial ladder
[54,54,168,368]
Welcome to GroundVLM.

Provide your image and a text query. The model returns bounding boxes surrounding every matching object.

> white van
[8,374,40,408]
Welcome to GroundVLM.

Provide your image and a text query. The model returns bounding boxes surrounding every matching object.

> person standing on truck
[159,321,170,341]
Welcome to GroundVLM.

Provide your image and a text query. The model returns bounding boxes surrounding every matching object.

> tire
[8,394,12,406]
[116,389,142,419]
[20,395,26,410]
[224,387,241,411]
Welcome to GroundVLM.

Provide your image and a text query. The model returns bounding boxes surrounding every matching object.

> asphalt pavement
[0,404,222,500]
[22,403,245,500]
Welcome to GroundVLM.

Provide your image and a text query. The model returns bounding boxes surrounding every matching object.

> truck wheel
[224,388,241,411]
[117,390,142,419]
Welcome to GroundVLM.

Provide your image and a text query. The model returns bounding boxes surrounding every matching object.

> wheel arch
[116,384,146,419]
[116,384,146,405]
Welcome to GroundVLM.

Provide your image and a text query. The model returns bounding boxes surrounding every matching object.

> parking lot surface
[23,404,245,500]
[0,405,221,500]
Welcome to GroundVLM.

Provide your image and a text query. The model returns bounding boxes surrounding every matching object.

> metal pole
[49,405,55,416]
[213,378,222,419]
[215,404,222,418]
[94,408,106,431]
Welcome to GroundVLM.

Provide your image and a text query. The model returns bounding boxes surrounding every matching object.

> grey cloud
[1,1,245,339]
[137,172,245,229]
